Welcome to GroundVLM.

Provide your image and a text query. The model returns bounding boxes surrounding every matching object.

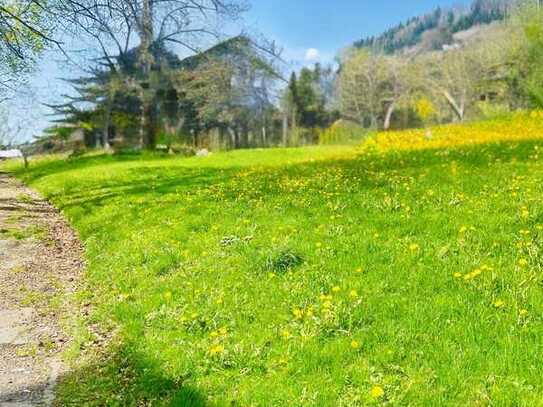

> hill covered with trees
[354,0,511,54]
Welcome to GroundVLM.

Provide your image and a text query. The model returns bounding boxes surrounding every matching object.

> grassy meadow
[5,113,543,405]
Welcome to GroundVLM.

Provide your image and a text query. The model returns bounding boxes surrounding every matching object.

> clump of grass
[265,249,304,273]
[16,193,34,204]
[0,227,26,240]
[0,225,47,241]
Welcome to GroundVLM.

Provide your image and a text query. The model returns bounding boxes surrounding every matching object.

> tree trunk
[102,103,112,151]
[138,92,145,149]
[143,103,157,149]
[442,90,464,122]
[370,114,378,130]
[282,112,288,146]
[138,0,156,149]
[290,108,297,146]
[383,101,396,131]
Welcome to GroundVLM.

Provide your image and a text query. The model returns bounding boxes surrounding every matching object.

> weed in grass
[16,193,34,204]
[266,249,304,274]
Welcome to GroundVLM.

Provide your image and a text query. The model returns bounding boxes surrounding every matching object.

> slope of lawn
[5,113,543,405]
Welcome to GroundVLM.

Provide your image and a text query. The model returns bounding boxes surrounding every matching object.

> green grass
[4,136,543,405]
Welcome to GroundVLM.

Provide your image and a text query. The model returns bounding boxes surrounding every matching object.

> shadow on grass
[0,342,210,406]
[54,342,211,406]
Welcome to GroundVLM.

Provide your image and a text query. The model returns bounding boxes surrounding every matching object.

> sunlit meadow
[5,112,543,405]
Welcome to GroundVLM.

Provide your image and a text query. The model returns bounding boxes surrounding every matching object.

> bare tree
[338,49,415,130]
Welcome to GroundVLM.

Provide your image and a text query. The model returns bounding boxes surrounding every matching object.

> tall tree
[56,0,248,148]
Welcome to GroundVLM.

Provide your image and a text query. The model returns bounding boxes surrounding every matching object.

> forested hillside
[354,0,511,54]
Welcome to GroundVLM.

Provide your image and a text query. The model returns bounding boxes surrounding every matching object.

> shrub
[318,120,367,145]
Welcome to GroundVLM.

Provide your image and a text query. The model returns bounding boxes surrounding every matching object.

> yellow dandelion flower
[494,300,505,308]
[409,243,419,251]
[208,344,224,356]
[349,289,359,298]
[519,258,528,267]
[292,308,304,319]
[459,226,467,234]
[370,385,385,399]
[332,286,341,293]
[453,272,462,279]
[520,309,529,317]
[350,340,360,350]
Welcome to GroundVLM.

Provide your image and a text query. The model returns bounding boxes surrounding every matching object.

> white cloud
[304,48,320,61]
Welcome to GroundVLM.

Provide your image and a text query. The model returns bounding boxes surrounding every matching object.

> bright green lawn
[5,140,543,405]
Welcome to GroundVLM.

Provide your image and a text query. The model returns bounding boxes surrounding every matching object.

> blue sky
[9,0,473,142]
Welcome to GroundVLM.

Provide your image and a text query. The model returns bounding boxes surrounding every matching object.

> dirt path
[0,172,83,406]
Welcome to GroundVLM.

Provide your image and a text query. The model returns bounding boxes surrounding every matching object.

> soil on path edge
[0,172,84,406]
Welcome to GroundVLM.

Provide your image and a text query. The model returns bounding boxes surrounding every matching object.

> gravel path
[0,172,83,406]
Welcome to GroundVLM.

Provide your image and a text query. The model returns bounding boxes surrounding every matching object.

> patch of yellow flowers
[362,111,543,153]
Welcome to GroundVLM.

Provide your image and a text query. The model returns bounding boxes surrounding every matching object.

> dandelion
[453,272,462,279]
[281,329,291,339]
[463,268,482,281]
[409,243,419,252]
[494,299,505,308]
[356,267,363,273]
[519,309,529,317]
[349,289,359,298]
[459,226,468,233]
[519,258,528,267]
[350,340,360,350]
[292,308,304,320]
[370,385,385,399]
[208,344,224,356]
[332,286,341,293]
